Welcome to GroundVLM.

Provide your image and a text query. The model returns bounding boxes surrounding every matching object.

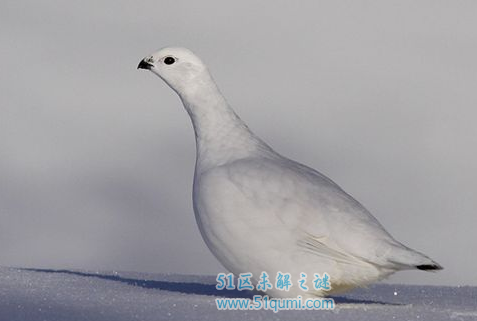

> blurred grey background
[1,0,476,286]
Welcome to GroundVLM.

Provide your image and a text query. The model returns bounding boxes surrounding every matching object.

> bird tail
[415,263,442,271]
[385,243,443,271]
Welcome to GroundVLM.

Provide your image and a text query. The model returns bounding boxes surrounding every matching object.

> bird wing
[204,155,401,268]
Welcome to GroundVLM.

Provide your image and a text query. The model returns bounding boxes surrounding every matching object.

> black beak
[137,59,154,70]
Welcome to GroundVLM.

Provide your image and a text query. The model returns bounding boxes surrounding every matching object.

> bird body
[138,47,442,298]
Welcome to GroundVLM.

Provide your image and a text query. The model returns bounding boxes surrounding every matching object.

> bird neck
[178,73,274,171]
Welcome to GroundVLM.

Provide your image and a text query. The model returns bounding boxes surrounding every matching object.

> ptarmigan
[138,47,442,298]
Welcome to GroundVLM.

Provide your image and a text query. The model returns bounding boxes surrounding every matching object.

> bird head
[138,47,208,95]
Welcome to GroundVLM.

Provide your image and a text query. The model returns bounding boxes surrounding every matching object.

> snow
[0,267,475,321]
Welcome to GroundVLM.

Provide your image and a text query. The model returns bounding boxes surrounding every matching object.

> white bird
[138,47,442,298]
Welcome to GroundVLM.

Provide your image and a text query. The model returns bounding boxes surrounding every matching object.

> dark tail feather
[416,264,443,271]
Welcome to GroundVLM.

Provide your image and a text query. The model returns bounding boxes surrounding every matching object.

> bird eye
[164,56,176,65]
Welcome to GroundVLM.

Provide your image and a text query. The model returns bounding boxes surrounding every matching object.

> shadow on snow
[20,268,400,305]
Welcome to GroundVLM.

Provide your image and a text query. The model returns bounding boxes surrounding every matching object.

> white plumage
[138,47,442,298]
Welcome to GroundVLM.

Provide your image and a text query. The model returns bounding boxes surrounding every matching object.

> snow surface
[0,267,475,321]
